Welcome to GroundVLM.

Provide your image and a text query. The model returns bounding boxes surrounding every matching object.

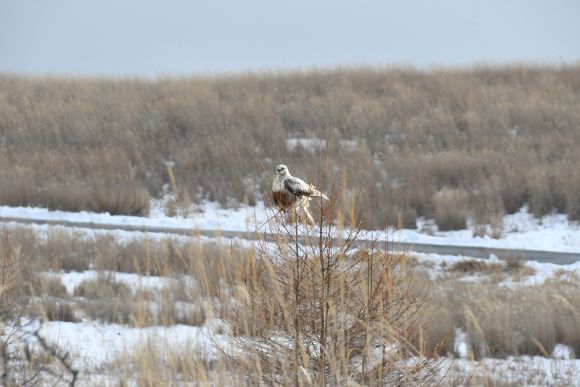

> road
[1,215,579,265]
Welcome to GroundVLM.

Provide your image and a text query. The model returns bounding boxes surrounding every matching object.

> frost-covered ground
[1,200,579,253]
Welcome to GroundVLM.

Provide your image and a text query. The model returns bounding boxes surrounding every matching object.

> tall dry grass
[1,65,580,229]
[425,278,580,360]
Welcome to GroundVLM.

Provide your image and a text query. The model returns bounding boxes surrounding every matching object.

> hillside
[1,65,580,229]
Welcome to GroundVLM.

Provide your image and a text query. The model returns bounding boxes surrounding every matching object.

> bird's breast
[272,176,285,191]
[272,176,295,211]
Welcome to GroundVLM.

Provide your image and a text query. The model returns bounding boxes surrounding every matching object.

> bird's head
[275,164,289,176]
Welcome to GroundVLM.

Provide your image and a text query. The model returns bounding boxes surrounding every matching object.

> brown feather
[272,190,296,212]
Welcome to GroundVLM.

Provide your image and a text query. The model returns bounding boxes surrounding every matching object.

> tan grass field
[1,65,580,229]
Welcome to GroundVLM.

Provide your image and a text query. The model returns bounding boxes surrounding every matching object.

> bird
[272,164,329,225]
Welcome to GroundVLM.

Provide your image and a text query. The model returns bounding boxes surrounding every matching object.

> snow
[453,356,580,386]
[22,318,230,372]
[405,206,580,253]
[28,318,580,385]
[453,328,469,358]
[0,201,267,235]
[286,138,326,153]
[553,344,575,360]
[339,139,360,151]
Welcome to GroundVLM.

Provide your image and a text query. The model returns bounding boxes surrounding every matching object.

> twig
[31,321,79,387]
[257,208,283,230]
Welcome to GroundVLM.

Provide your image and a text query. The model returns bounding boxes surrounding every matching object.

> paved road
[1,215,579,265]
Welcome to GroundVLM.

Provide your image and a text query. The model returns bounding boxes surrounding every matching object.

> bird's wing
[284,177,329,200]
[284,177,309,196]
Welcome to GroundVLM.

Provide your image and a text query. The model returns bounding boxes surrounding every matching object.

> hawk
[272,164,329,225]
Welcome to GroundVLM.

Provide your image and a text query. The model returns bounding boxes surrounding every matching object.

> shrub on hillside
[433,188,468,231]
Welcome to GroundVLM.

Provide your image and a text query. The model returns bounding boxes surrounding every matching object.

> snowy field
[2,200,580,385]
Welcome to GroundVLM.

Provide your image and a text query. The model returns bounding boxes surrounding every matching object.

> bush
[215,184,447,385]
[433,189,468,231]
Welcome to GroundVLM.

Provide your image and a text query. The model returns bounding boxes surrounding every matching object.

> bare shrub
[37,299,79,323]
[449,260,504,274]
[74,274,132,300]
[528,168,564,217]
[3,227,92,274]
[73,274,135,324]
[215,181,447,385]
[72,273,209,327]
[20,275,68,299]
[470,179,505,238]
[433,188,468,231]
[93,184,151,216]
[558,156,580,221]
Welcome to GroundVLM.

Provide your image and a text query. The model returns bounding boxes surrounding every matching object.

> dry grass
[72,275,207,327]
[113,342,230,386]
[425,280,580,359]
[449,259,505,274]
[445,258,536,285]
[1,65,580,229]
[433,188,469,231]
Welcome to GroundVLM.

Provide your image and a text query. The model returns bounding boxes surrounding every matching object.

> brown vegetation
[1,65,580,229]
[425,280,580,360]
[0,232,78,385]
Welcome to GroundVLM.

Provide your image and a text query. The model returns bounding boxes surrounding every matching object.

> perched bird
[272,164,329,225]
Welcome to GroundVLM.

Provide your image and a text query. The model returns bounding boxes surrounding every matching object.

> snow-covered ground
[14,318,231,385]
[453,356,580,386]
[34,319,228,371]
[1,201,579,253]
[23,317,580,386]
[3,200,580,384]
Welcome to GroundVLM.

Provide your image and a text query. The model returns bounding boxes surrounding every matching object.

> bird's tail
[309,185,329,201]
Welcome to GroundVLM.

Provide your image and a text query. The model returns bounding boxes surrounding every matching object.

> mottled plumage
[272,164,328,225]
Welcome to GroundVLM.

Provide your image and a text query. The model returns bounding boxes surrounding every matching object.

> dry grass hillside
[1,65,580,228]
